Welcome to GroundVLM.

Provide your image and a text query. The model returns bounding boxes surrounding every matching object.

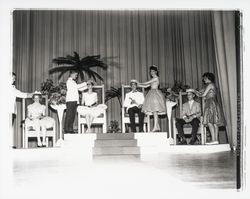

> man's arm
[180,103,188,119]
[77,82,87,91]
[123,93,130,108]
[15,87,29,98]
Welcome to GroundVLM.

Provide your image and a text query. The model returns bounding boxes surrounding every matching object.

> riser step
[94,139,137,147]
[96,133,135,140]
[93,146,140,155]
[93,154,140,160]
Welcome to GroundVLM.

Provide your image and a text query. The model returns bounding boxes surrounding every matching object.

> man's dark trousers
[64,101,78,133]
[175,118,200,139]
[128,106,145,132]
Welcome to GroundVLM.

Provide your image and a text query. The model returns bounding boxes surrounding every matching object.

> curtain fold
[13,10,226,148]
[212,11,237,148]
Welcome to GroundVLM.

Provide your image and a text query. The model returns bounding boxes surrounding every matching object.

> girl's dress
[142,77,166,114]
[77,92,107,118]
[203,84,224,126]
[25,103,55,128]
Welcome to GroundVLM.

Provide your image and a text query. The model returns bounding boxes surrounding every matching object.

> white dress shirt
[11,85,28,114]
[66,77,87,103]
[123,90,144,110]
[188,100,194,109]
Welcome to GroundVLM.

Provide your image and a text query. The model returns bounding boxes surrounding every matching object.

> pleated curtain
[12,10,236,148]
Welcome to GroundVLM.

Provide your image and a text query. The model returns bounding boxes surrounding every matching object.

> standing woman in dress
[138,65,166,132]
[77,80,107,133]
[195,72,224,144]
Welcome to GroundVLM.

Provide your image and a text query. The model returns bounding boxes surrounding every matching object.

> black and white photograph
[0,1,249,199]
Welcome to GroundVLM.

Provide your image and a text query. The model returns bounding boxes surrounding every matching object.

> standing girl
[138,65,166,132]
[195,72,224,144]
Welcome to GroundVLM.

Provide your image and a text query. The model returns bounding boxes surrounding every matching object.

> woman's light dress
[77,92,107,118]
[142,77,167,114]
[25,103,55,128]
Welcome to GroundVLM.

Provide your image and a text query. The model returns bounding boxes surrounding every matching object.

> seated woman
[77,80,107,133]
[25,91,55,147]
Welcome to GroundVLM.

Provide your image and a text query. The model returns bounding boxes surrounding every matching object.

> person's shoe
[206,141,219,145]
[179,139,187,145]
[189,137,197,145]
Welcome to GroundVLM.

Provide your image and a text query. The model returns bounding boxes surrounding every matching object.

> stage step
[96,133,135,140]
[94,139,137,147]
[93,133,140,156]
[93,146,140,155]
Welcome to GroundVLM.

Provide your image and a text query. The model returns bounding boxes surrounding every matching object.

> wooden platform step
[96,133,135,140]
[93,146,140,155]
[94,139,137,147]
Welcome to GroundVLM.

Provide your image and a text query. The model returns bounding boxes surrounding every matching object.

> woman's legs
[214,124,219,142]
[152,112,160,132]
[41,125,47,146]
[33,120,42,146]
[85,115,91,133]
[208,123,215,142]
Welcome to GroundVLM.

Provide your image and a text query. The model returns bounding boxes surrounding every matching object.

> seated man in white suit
[175,89,201,145]
[123,80,145,132]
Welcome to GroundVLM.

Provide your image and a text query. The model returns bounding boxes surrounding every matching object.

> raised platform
[12,133,231,162]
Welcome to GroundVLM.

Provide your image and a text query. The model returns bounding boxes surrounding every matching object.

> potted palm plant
[49,51,108,81]
[41,79,67,146]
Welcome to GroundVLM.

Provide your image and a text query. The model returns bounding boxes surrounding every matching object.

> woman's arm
[138,77,158,88]
[81,93,86,105]
[27,106,33,120]
[197,84,213,97]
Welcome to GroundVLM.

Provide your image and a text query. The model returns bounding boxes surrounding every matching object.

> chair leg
[45,137,49,147]
[25,136,28,148]
[122,122,125,133]
[78,115,81,134]
[103,123,107,134]
[147,115,150,133]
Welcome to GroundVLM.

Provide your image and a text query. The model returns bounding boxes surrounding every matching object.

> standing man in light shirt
[175,89,201,145]
[64,71,87,134]
[123,80,145,132]
[11,72,32,148]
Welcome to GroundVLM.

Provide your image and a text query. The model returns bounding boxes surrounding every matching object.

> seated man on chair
[123,80,145,132]
[175,89,201,145]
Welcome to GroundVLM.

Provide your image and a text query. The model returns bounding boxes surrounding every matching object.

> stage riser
[94,139,137,147]
[93,147,140,155]
[96,133,135,140]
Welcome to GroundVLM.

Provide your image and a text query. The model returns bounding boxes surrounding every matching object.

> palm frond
[78,71,85,81]
[73,51,80,61]
[105,86,122,103]
[52,57,76,65]
[49,66,76,74]
[58,70,70,80]
[89,70,104,81]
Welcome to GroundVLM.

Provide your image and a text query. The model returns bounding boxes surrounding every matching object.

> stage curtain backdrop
[212,11,237,148]
[13,10,235,148]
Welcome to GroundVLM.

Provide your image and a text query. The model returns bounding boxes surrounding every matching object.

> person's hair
[69,70,78,76]
[87,80,95,86]
[149,65,159,77]
[202,72,215,83]
[32,94,42,101]
[130,82,137,87]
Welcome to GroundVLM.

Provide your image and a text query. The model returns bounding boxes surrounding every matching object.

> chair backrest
[79,85,105,105]
[177,91,205,117]
[121,84,145,117]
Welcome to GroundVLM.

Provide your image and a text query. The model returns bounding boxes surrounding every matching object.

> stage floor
[10,148,237,199]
